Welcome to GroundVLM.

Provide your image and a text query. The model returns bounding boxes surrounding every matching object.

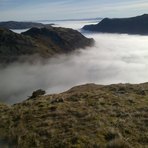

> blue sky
[0,0,148,21]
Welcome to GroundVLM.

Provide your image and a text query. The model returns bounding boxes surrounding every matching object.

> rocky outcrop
[0,83,148,147]
[0,21,54,29]
[29,89,46,99]
[82,14,148,35]
[0,27,94,64]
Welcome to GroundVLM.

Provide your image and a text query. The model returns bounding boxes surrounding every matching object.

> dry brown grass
[0,83,148,147]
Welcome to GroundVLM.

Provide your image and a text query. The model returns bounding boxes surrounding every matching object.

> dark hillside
[83,14,148,35]
[0,27,94,64]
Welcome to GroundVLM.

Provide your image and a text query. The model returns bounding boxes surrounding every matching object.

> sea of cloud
[1,20,148,104]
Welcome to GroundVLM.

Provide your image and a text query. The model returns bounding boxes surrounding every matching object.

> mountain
[0,83,148,147]
[0,27,94,63]
[82,14,148,35]
[22,27,94,53]
[0,21,54,29]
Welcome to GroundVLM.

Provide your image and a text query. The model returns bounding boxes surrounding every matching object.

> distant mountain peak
[141,13,148,16]
[0,21,54,29]
[82,14,148,35]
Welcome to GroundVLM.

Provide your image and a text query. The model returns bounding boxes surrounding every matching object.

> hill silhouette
[0,21,54,29]
[83,14,148,35]
[0,27,94,63]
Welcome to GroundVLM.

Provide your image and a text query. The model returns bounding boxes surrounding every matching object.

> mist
[1,30,148,104]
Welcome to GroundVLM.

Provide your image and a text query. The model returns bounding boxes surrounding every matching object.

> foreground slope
[0,83,148,147]
[0,27,94,63]
[82,14,148,35]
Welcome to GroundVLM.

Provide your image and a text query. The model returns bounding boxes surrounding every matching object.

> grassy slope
[0,83,148,147]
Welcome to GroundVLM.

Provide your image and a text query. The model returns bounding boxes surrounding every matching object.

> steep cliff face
[0,27,94,63]
[0,83,148,147]
[82,14,148,35]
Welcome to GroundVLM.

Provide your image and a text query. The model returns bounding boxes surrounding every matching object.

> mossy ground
[0,83,148,147]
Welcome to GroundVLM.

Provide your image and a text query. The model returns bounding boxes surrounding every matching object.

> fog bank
[1,33,148,104]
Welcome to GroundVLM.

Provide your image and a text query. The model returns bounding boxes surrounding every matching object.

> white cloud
[1,23,148,104]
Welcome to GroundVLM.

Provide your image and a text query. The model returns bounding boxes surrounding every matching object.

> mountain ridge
[82,14,148,35]
[0,21,54,29]
[0,26,94,64]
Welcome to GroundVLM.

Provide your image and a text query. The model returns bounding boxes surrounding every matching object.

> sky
[0,0,148,21]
